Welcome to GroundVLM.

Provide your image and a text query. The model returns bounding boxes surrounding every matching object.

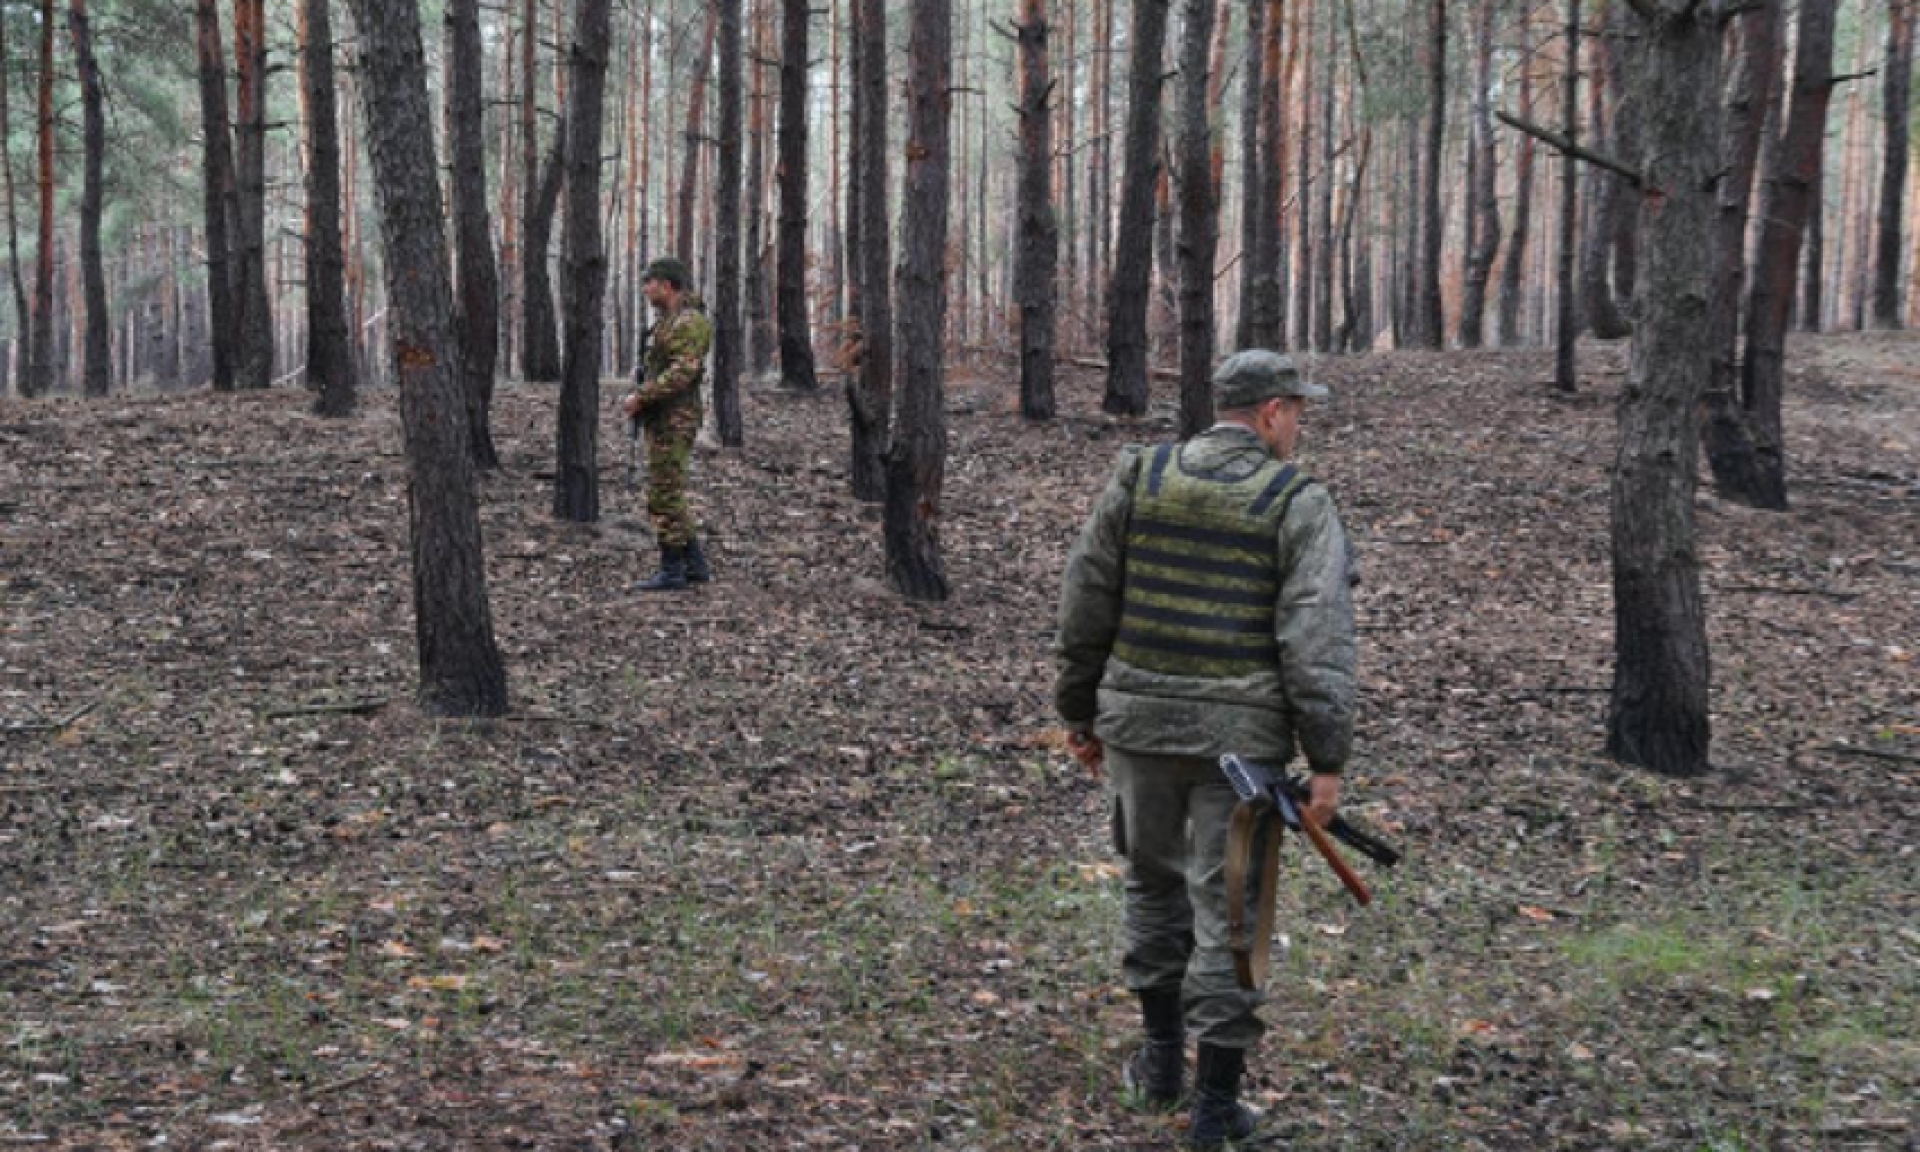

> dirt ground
[2,332,1915,1151]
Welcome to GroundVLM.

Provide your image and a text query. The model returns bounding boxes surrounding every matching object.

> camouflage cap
[641,256,692,289]
[1213,350,1328,408]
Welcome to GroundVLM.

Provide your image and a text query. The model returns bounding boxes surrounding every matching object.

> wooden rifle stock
[1298,809,1371,906]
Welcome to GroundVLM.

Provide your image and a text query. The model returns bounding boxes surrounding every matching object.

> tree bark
[232,0,274,389]
[1701,0,1780,503]
[1310,8,1336,354]
[554,0,613,524]
[448,0,500,460]
[1104,0,1173,415]
[746,0,775,376]
[847,0,892,498]
[678,7,718,267]
[777,0,819,391]
[1873,0,1913,327]
[1608,0,1721,778]
[1176,0,1221,434]
[1578,15,1632,339]
[1739,0,1838,509]
[302,0,358,417]
[1235,0,1266,349]
[67,0,108,398]
[885,0,951,601]
[1554,0,1580,389]
[28,0,55,397]
[0,0,28,384]
[1412,0,1447,348]
[713,0,746,446]
[1015,0,1060,421]
[522,119,567,383]
[1457,0,1500,348]
[195,0,239,394]
[344,0,509,718]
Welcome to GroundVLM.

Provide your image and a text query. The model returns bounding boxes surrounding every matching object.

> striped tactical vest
[1112,441,1311,679]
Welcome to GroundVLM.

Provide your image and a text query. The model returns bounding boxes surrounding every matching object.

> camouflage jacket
[634,296,712,417]
[1054,425,1357,771]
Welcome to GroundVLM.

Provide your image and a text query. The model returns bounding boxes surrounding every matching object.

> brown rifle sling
[1224,799,1284,991]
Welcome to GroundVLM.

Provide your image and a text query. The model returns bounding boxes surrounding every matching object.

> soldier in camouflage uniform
[622,257,714,591]
[1055,350,1357,1150]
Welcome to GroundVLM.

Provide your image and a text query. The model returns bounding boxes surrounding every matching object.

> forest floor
[2,332,1916,1152]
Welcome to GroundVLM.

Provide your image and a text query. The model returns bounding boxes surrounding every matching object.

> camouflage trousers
[1109,745,1268,1049]
[642,402,701,547]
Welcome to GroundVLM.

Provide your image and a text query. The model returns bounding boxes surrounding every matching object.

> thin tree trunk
[713,0,746,446]
[68,0,108,397]
[678,7,717,267]
[1457,0,1500,348]
[1015,0,1060,421]
[1235,0,1266,348]
[344,0,509,718]
[1873,0,1913,327]
[1740,0,1838,509]
[1554,0,1580,389]
[1177,0,1221,434]
[885,0,952,601]
[777,0,819,391]
[1800,161,1826,330]
[1702,0,1779,502]
[747,0,774,375]
[1578,13,1632,339]
[554,0,614,523]
[1104,0,1173,415]
[28,0,55,397]
[521,0,540,375]
[0,0,28,375]
[1414,0,1446,347]
[848,0,892,498]
[522,121,567,382]
[232,0,274,389]
[1608,0,1720,778]
[1310,6,1336,353]
[448,0,500,460]
[302,0,358,417]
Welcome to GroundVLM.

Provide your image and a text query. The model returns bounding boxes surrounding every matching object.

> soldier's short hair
[642,257,692,290]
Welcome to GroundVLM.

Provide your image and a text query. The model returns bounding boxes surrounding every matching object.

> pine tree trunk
[746,0,774,375]
[28,0,55,397]
[1608,0,1720,778]
[1872,0,1913,327]
[1015,0,1060,421]
[1578,16,1632,340]
[448,0,500,460]
[678,8,717,267]
[1103,0,1172,415]
[232,0,274,389]
[1414,0,1447,347]
[713,0,746,446]
[1176,0,1220,434]
[68,0,108,398]
[1800,163,1825,330]
[777,0,819,391]
[1235,0,1266,349]
[302,0,358,417]
[1457,0,1500,348]
[848,0,892,498]
[1702,0,1779,503]
[1554,0,1580,389]
[1739,0,1838,509]
[554,0,613,524]
[885,0,951,601]
[1310,10,1337,354]
[0,2,28,373]
[522,120,567,383]
[344,0,509,718]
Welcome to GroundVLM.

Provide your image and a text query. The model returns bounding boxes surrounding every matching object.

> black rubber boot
[1122,987,1185,1113]
[684,536,712,584]
[633,545,689,592]
[1184,1044,1262,1150]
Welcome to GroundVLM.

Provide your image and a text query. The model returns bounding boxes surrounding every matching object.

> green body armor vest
[1112,441,1311,679]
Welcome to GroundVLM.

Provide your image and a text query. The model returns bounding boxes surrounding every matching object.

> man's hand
[1304,772,1339,830]
[621,391,644,419]
[1066,730,1105,778]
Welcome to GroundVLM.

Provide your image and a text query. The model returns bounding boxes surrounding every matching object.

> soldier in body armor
[622,257,714,591]
[1054,350,1358,1150]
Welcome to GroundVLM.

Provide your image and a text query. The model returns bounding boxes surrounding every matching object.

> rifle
[626,323,655,491]
[1219,754,1401,990]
